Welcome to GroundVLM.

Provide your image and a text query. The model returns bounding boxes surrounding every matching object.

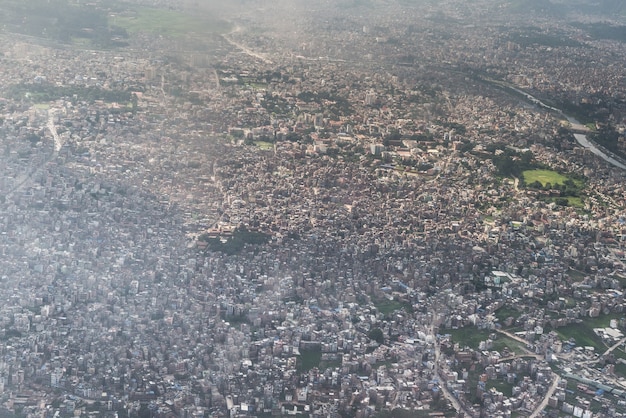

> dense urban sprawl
[0,1,626,417]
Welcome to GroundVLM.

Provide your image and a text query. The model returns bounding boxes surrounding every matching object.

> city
[0,0,625,417]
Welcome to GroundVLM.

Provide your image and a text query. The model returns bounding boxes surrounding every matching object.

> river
[494,80,626,170]
[567,118,626,170]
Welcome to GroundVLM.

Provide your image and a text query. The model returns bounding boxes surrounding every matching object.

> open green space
[70,37,96,48]
[114,7,230,37]
[615,362,626,377]
[556,323,603,350]
[487,379,515,396]
[567,268,587,282]
[573,22,626,43]
[493,336,528,355]
[561,196,584,208]
[0,0,130,48]
[506,30,583,48]
[7,83,132,104]
[494,306,521,324]
[447,327,492,350]
[447,326,527,355]
[454,359,533,406]
[297,350,341,373]
[522,169,586,208]
[254,141,274,151]
[375,409,456,418]
[374,299,412,315]
[298,349,322,372]
[584,313,624,329]
[198,227,271,255]
[546,195,585,209]
[523,169,568,188]
[554,313,625,352]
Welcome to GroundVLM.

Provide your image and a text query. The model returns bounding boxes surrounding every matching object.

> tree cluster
[199,227,271,255]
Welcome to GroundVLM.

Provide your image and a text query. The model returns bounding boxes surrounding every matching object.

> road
[222,25,273,64]
[497,354,543,363]
[578,335,626,366]
[47,109,63,152]
[495,329,534,352]
[430,325,475,417]
[528,373,560,418]
[603,336,626,357]
[7,108,63,197]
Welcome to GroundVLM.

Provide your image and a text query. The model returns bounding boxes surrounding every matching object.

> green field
[298,350,322,372]
[563,196,584,208]
[616,362,626,377]
[567,268,587,281]
[523,169,568,187]
[447,327,527,355]
[297,349,341,372]
[494,306,521,324]
[487,379,515,396]
[254,141,274,150]
[374,299,412,315]
[555,313,625,352]
[447,327,492,349]
[114,7,231,37]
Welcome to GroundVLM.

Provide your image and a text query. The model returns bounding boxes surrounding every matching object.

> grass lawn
[553,314,626,352]
[523,169,568,187]
[374,299,411,315]
[487,379,515,396]
[493,337,529,355]
[447,326,528,355]
[114,7,231,37]
[615,362,626,378]
[298,350,322,372]
[494,306,521,324]
[585,313,624,329]
[254,141,274,150]
[447,327,492,350]
[567,268,587,282]
[298,350,341,372]
[375,409,457,418]
[616,277,626,289]
[33,103,50,110]
[556,324,603,350]
[70,36,95,48]
[562,196,584,208]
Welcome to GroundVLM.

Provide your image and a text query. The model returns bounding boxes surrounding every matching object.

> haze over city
[0,0,625,417]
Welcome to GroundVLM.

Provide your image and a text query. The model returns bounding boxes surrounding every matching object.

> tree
[368,328,384,344]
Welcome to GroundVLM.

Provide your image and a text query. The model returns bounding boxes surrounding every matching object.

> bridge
[568,122,593,135]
